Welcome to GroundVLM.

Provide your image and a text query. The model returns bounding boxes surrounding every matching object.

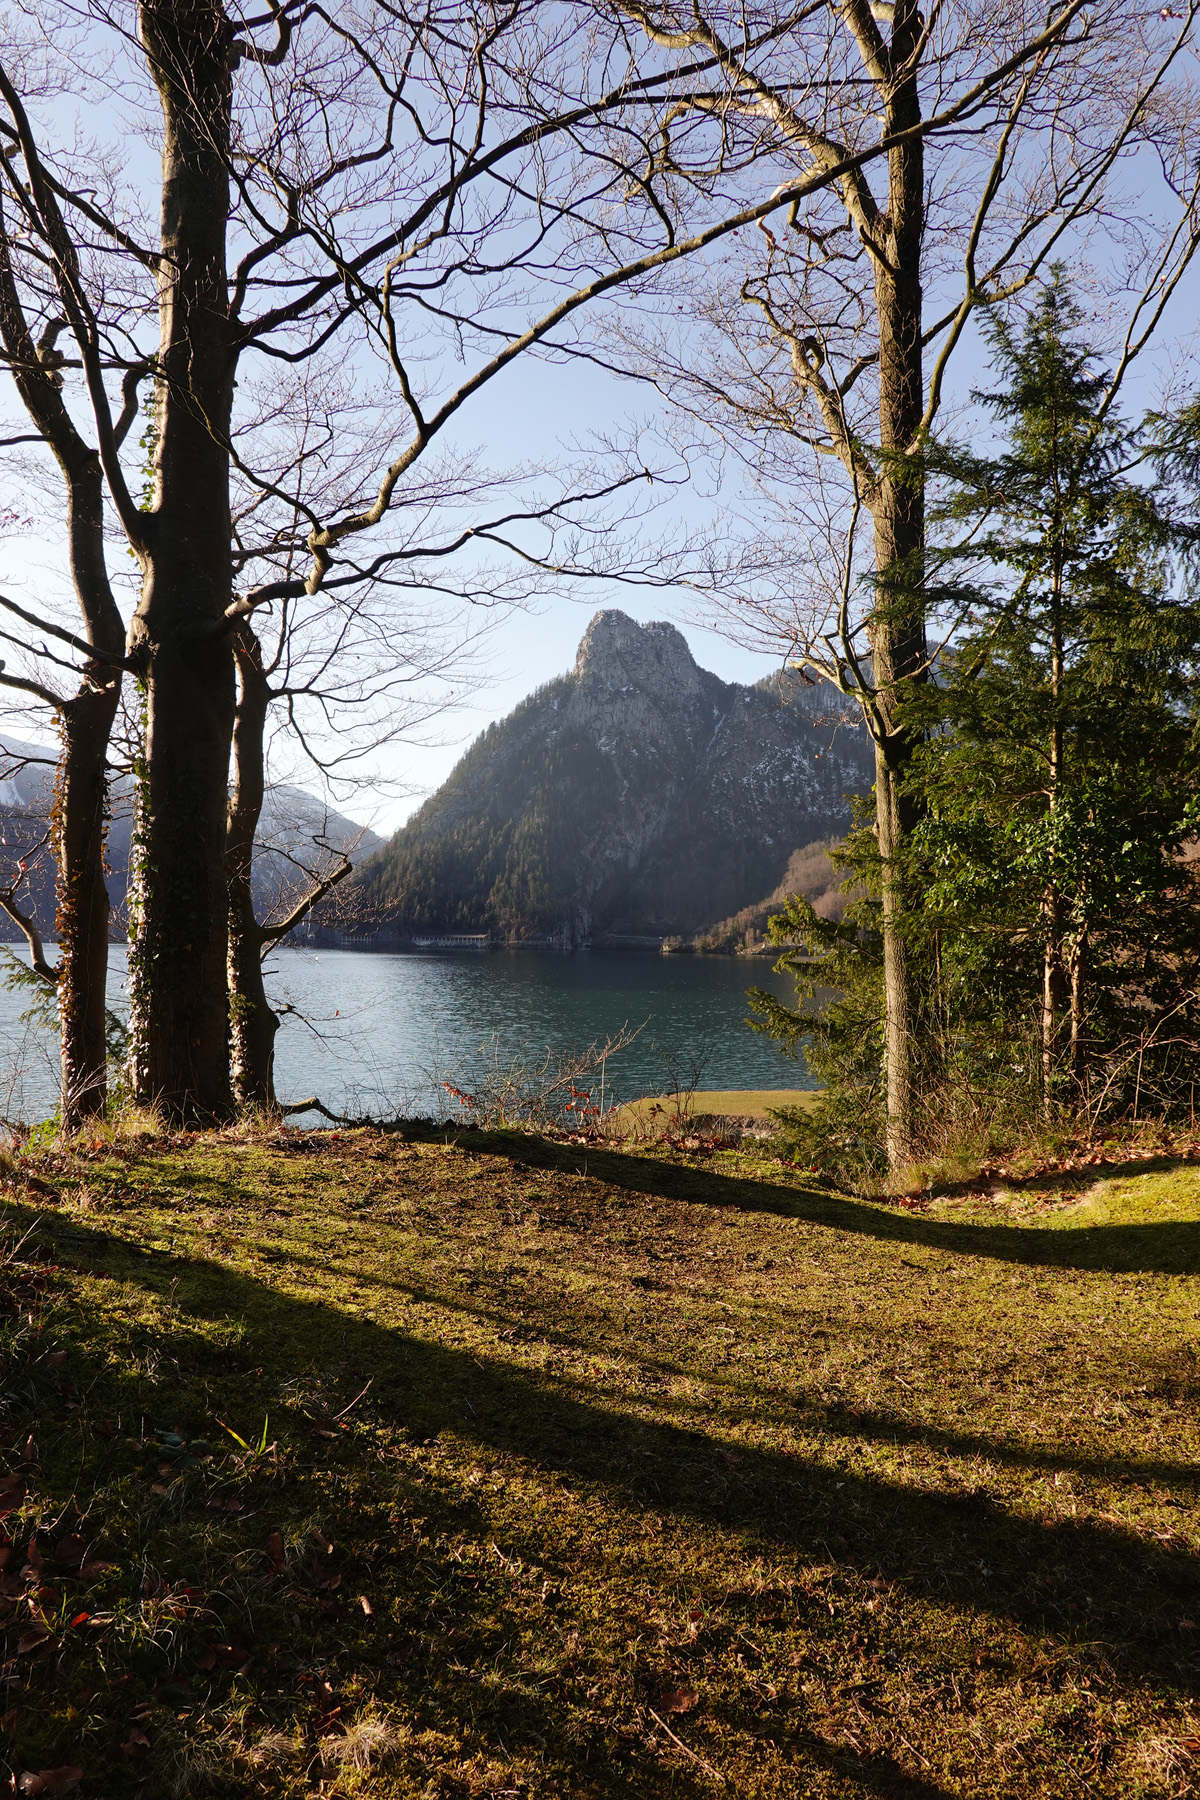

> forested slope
[0,738,381,942]
[353,611,873,943]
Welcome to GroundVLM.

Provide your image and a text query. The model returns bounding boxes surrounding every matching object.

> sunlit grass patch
[1056,1163,1200,1227]
[0,1124,1195,1795]
[615,1088,819,1128]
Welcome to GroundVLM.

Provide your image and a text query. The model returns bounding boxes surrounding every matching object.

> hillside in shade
[351,610,874,945]
[0,738,382,942]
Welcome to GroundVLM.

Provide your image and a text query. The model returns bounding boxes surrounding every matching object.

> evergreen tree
[910,276,1200,1110]
[758,276,1200,1155]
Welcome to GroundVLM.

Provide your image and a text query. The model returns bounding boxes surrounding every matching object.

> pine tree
[908,275,1200,1112]
[757,276,1200,1155]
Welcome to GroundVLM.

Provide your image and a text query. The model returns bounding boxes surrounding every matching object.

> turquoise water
[0,944,812,1124]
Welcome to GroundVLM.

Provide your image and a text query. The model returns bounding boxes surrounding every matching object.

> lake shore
[0,945,813,1126]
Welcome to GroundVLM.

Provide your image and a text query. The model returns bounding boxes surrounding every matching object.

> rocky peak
[573,610,709,702]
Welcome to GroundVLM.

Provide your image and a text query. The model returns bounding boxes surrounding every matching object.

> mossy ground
[0,1124,1197,1797]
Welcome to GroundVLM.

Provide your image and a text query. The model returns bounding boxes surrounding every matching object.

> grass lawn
[615,1089,820,1125]
[0,1124,1197,1797]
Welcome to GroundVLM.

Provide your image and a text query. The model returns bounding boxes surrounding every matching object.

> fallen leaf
[42,1351,68,1368]
[53,1536,87,1569]
[114,1725,149,1759]
[14,1768,84,1796]
[68,1612,90,1629]
[77,1560,117,1580]
[197,1642,251,1671]
[310,1529,334,1555]
[661,1686,700,1714]
[153,1677,191,1701]
[358,1594,372,1616]
[265,1530,284,1572]
[17,1622,52,1654]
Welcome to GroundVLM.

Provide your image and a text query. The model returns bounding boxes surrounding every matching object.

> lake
[0,944,813,1125]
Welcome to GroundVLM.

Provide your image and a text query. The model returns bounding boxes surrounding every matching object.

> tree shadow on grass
[0,1206,997,1798]
[461,1132,1200,1275]
[13,1196,1198,1707]
[144,1196,1200,1502]
[921,1152,1200,1203]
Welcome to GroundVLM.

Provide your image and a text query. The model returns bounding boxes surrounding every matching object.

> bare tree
[600,0,1200,1164]
[0,64,131,1128]
[4,0,1161,1127]
[225,438,678,1106]
[0,548,125,1134]
[0,0,840,1120]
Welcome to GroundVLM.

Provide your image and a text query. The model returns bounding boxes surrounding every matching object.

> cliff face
[354,610,874,943]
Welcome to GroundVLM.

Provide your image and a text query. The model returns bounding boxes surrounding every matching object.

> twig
[648,1709,729,1788]
[897,1731,932,1770]
[279,1094,348,1120]
[333,1378,373,1419]
[0,840,59,985]
[1,1218,42,1268]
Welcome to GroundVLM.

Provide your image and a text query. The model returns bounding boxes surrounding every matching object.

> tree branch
[259,852,353,947]
[0,845,58,984]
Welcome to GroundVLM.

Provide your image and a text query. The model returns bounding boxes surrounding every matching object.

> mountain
[351,609,875,945]
[681,839,850,953]
[0,736,382,942]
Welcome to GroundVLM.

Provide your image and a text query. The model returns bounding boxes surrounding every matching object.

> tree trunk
[1041,891,1066,1108]
[227,621,278,1108]
[1068,932,1086,1090]
[56,679,121,1126]
[1041,545,1065,1115]
[870,0,927,1169]
[127,0,237,1122]
[873,737,921,1163]
[56,433,125,1128]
